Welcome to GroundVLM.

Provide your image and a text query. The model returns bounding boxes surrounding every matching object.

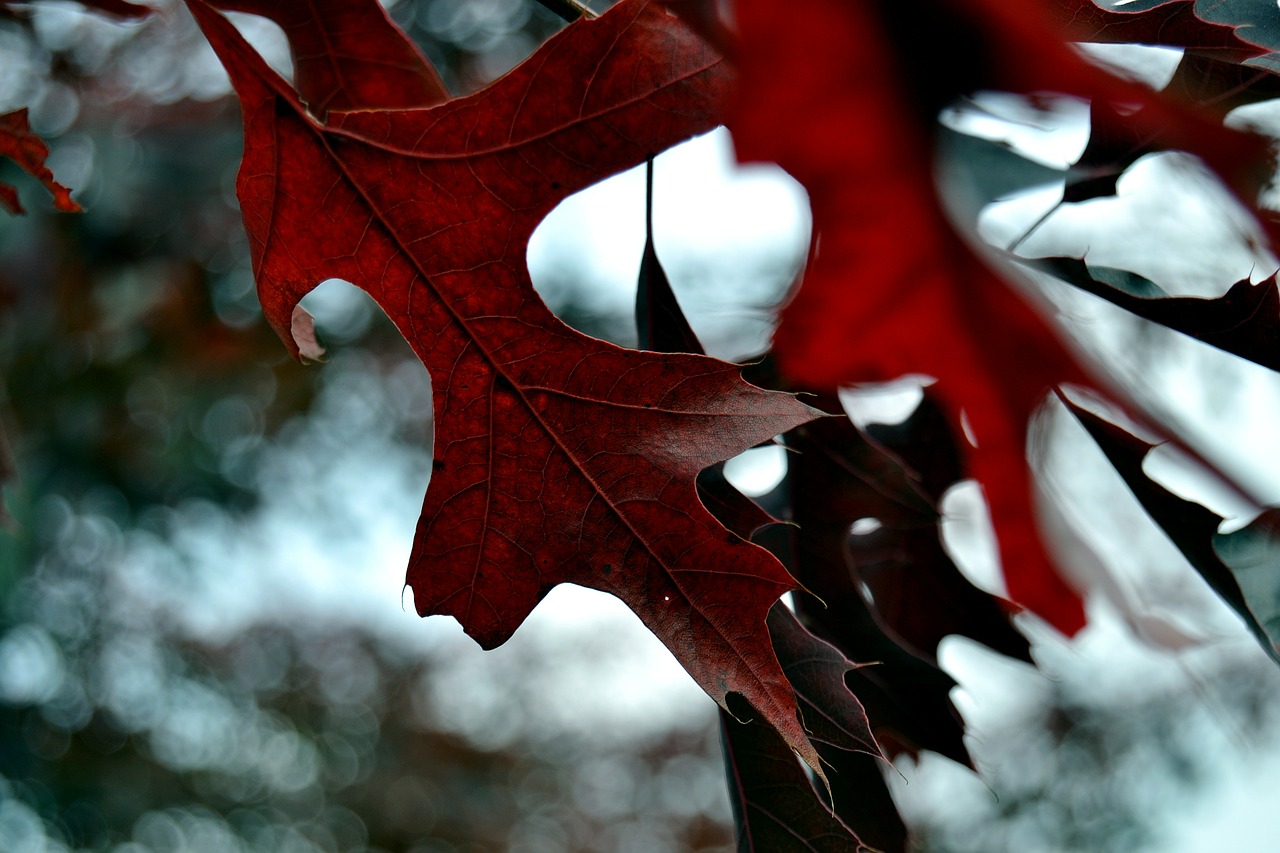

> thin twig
[535,0,597,22]
[1007,200,1060,253]
[645,156,655,241]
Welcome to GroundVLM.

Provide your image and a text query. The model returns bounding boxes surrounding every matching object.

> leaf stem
[535,0,597,22]
[1006,200,1059,253]
[645,156,655,242]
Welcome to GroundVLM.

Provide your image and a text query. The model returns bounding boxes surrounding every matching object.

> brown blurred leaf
[0,109,81,215]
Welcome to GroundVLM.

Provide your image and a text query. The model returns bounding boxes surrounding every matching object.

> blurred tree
[3,3,1280,852]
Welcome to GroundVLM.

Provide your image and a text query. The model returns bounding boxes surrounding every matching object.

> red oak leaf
[1027,257,1280,374]
[786,401,976,768]
[1164,53,1280,117]
[0,108,81,215]
[728,0,1276,634]
[187,0,826,772]
[1049,0,1269,64]
[846,397,1033,666]
[1064,397,1280,665]
[726,607,892,850]
[722,604,880,853]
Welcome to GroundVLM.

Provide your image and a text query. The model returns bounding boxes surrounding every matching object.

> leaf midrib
[290,56,783,690]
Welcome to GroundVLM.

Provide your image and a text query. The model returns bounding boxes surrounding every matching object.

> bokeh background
[3,2,1280,851]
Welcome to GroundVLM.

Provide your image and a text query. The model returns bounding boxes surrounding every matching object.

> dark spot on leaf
[602,563,613,574]
[433,459,446,471]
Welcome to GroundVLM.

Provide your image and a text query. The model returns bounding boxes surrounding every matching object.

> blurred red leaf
[728,0,1275,635]
[729,0,1089,633]
[189,0,827,774]
[0,108,81,215]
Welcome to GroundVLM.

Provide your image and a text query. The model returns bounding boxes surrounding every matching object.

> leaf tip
[290,305,327,363]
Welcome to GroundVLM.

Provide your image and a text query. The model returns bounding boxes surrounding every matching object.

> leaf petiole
[534,0,596,22]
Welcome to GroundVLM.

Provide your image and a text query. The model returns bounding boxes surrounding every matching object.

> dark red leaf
[1061,51,1280,205]
[767,605,880,758]
[696,464,779,543]
[0,108,82,215]
[722,608,889,851]
[860,396,963,505]
[784,403,973,767]
[1063,100,1158,204]
[720,697,870,853]
[857,396,1033,665]
[814,748,909,853]
[764,606,909,851]
[1164,52,1280,116]
[779,391,1030,671]
[1064,397,1280,665]
[1026,257,1280,374]
[1049,0,1269,64]
[1009,2,1277,221]
[190,0,827,774]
